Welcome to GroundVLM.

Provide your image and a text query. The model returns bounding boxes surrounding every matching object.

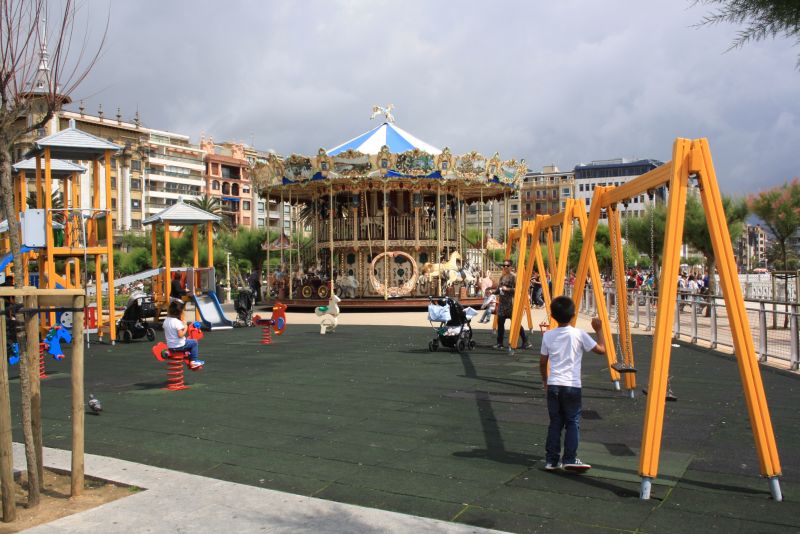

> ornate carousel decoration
[259,107,526,301]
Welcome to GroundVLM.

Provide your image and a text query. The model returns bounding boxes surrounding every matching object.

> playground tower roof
[13,157,87,177]
[142,199,222,226]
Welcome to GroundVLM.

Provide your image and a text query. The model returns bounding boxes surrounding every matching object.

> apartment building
[201,139,254,228]
[521,166,575,215]
[737,224,769,271]
[144,131,206,222]
[574,158,664,218]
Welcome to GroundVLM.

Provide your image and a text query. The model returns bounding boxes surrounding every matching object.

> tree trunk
[0,142,40,506]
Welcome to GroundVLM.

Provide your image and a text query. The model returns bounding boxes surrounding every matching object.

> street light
[226,252,232,302]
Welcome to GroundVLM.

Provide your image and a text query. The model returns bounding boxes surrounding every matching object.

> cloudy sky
[70,0,798,195]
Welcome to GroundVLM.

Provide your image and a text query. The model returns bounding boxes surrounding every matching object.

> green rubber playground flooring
[8,317,800,533]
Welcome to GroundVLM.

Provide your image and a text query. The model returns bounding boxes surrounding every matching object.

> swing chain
[607,204,625,366]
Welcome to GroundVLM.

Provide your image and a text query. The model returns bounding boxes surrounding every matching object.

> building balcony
[147,153,205,171]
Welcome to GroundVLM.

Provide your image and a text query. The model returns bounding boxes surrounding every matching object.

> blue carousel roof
[328,122,441,156]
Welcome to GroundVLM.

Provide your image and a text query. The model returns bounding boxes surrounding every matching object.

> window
[562,187,571,197]
[131,179,141,190]
[131,219,141,229]
[132,199,140,209]
[111,199,117,209]
[232,183,240,196]
[243,186,250,194]
[131,160,141,171]
[212,180,220,190]
[243,201,251,210]
[258,201,265,213]
[222,182,230,195]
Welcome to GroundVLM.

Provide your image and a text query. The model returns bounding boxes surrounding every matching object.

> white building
[574,158,664,219]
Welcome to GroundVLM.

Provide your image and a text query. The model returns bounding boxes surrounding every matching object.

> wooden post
[193,225,200,322]
[71,294,85,497]
[164,222,171,303]
[104,150,117,342]
[151,225,158,302]
[0,299,16,522]
[24,295,43,486]
[206,221,213,268]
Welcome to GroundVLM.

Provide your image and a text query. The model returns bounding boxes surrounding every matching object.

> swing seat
[611,362,637,373]
[641,388,677,402]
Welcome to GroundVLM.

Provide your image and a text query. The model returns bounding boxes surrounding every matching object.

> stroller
[116,290,157,343]
[427,296,476,353]
[234,287,255,327]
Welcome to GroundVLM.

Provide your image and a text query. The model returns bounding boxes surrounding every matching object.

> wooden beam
[70,295,85,496]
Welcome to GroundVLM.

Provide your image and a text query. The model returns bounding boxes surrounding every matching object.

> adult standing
[248,270,262,303]
[494,259,531,350]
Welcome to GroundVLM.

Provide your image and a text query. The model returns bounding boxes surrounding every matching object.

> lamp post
[226,252,232,302]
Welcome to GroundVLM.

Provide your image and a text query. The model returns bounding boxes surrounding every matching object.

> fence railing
[556,285,799,370]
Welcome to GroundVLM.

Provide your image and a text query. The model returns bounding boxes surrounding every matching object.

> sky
[67,0,799,195]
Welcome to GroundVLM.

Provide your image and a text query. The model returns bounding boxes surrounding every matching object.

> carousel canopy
[328,122,441,156]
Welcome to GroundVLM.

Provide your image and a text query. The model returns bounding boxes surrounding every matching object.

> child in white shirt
[163,301,204,369]
[539,296,606,471]
[478,288,496,323]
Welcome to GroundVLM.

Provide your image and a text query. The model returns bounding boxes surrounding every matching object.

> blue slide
[192,292,233,330]
[0,245,36,272]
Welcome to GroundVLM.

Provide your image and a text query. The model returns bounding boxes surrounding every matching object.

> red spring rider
[254,302,288,345]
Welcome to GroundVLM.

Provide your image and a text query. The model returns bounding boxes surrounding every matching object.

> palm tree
[26,191,65,223]
[187,194,231,233]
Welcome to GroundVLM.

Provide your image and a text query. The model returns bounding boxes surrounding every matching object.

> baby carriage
[116,290,157,343]
[234,287,255,327]
[427,296,476,353]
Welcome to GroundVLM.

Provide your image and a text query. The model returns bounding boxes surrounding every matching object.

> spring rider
[254,302,287,345]
[314,293,341,335]
[151,322,205,391]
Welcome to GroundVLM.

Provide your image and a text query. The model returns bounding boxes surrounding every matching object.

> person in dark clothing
[170,273,188,302]
[248,270,262,303]
[494,260,531,350]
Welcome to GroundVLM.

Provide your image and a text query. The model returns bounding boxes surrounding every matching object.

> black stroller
[117,290,157,343]
[234,287,255,327]
[427,296,475,353]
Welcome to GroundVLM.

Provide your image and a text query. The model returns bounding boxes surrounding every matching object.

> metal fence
[561,285,799,371]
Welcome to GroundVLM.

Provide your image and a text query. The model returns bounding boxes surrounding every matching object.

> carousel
[259,106,526,307]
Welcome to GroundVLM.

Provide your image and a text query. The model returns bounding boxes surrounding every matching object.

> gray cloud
[73,0,799,194]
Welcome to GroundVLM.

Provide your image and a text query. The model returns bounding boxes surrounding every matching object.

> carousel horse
[421,251,463,290]
[335,274,359,299]
[314,293,341,334]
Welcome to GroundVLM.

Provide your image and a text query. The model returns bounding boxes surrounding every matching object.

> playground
[5,317,799,532]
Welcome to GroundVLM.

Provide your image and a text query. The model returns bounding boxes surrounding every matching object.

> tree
[187,194,230,233]
[0,1,105,509]
[684,193,748,300]
[693,0,800,67]
[749,179,800,270]
[228,228,268,272]
[749,179,800,316]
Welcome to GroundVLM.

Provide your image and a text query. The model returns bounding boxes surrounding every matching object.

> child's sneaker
[189,359,205,370]
[563,459,591,472]
[544,461,562,471]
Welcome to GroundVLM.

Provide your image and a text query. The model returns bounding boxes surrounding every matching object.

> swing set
[506,199,638,393]
[567,137,781,501]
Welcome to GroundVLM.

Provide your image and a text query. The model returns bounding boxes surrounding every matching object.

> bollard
[673,300,680,338]
[38,342,47,379]
[710,300,718,349]
[758,301,768,362]
[791,304,799,371]
[646,293,652,332]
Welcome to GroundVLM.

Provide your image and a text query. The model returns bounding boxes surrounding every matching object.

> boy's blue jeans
[545,385,582,464]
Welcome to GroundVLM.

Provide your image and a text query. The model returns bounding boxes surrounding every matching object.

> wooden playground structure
[507,138,782,501]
